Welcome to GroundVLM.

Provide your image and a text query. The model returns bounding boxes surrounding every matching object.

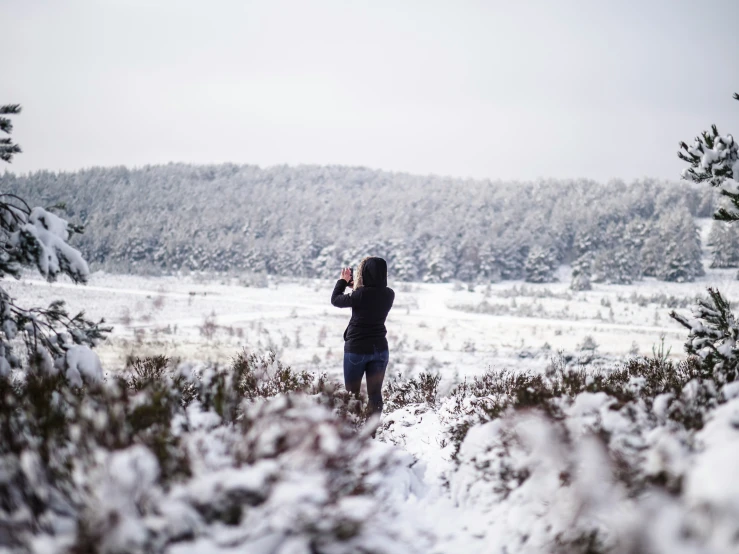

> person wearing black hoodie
[331,256,395,417]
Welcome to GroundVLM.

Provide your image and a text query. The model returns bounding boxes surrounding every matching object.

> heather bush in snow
[0,352,432,553]
[370,344,739,552]
[383,371,442,412]
[443,354,713,460]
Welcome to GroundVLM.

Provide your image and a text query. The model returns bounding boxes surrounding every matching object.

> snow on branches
[670,287,739,384]
[0,104,22,163]
[0,105,108,381]
[678,93,739,221]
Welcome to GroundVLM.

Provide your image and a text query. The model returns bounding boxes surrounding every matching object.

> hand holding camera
[340,267,354,287]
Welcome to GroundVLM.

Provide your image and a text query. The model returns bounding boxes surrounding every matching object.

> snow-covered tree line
[0,165,710,284]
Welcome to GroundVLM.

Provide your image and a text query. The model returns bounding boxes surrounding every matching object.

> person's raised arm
[331,267,356,308]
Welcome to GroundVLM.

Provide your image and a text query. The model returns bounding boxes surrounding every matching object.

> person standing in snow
[331,257,395,418]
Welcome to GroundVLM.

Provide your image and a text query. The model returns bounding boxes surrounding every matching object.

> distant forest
[0,164,717,284]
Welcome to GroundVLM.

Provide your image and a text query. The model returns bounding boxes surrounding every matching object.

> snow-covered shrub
[449,409,625,552]
[0,351,432,553]
[434,385,739,553]
[384,371,442,412]
[175,350,316,423]
[444,354,711,461]
[372,344,738,551]
[0,371,193,549]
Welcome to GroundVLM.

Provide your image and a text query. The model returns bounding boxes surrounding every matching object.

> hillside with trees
[0,166,712,284]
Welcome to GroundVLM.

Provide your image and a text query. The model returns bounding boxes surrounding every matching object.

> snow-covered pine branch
[670,287,739,384]
[678,93,739,221]
[0,104,22,163]
[0,105,109,381]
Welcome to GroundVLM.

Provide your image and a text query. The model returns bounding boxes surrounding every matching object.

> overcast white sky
[2,0,738,181]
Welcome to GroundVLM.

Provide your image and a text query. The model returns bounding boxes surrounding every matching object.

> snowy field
[5,261,738,382]
[7,234,739,552]
[7,266,739,553]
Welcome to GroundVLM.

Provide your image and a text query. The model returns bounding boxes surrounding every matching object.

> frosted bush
[0,353,433,553]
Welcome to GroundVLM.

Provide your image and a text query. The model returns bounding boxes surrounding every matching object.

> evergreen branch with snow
[0,104,21,162]
[0,104,108,379]
[670,287,739,383]
[678,93,739,221]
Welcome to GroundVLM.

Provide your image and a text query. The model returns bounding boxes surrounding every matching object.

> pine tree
[423,243,456,283]
[390,239,419,282]
[0,105,109,380]
[639,234,663,278]
[477,242,502,283]
[570,252,593,291]
[524,246,558,283]
[707,220,739,268]
[454,240,480,283]
[672,92,739,372]
[671,288,739,383]
[591,247,640,285]
[678,93,739,221]
[653,209,704,282]
[0,104,22,163]
[312,244,340,279]
[497,241,528,281]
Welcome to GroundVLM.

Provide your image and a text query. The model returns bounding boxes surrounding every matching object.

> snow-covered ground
[6,265,739,553]
[4,264,737,381]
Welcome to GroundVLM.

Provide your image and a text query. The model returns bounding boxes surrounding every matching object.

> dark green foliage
[0,370,188,545]
[232,349,314,399]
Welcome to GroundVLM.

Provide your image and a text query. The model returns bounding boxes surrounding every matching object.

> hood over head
[355,257,387,288]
